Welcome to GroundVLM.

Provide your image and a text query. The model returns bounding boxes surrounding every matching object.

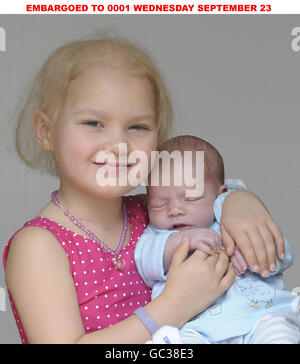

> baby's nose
[168,205,185,217]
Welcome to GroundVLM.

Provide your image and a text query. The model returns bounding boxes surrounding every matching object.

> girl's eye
[130,125,148,131]
[84,121,102,127]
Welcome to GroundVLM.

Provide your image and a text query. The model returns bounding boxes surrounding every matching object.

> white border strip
[1,0,300,14]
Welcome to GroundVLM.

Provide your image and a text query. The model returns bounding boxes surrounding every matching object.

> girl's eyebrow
[130,114,156,123]
[73,108,108,118]
[73,108,156,123]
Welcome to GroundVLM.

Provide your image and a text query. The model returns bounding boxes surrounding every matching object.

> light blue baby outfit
[135,190,300,344]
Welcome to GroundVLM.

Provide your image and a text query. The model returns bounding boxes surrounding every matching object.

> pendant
[112,255,126,271]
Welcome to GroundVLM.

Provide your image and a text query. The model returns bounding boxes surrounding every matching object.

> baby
[135,135,300,344]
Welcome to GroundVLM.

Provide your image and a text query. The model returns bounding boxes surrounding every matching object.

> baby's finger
[267,220,285,260]
[230,255,243,276]
[233,247,248,274]
[203,232,221,252]
[194,241,214,255]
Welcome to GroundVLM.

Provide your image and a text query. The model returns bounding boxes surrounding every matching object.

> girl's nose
[101,131,130,156]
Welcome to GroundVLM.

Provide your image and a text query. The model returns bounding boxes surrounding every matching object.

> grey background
[0,15,299,344]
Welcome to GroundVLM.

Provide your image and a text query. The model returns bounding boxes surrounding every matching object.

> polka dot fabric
[3,195,152,344]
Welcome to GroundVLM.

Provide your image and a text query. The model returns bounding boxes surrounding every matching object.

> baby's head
[147,135,228,230]
[15,35,173,179]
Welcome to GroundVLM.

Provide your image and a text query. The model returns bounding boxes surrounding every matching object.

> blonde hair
[15,36,173,176]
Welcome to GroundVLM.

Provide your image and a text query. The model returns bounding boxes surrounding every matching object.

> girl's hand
[220,190,285,277]
[162,235,236,322]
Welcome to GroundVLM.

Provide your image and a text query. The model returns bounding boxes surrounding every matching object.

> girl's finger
[213,250,230,276]
[232,230,260,273]
[267,220,285,260]
[246,228,269,276]
[220,224,235,257]
[258,225,277,272]
[169,235,191,269]
[219,263,236,294]
[189,246,210,261]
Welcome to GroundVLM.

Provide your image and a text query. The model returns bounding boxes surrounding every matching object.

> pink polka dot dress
[3,195,152,344]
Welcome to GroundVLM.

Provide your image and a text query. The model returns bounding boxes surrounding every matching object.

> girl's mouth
[93,162,132,170]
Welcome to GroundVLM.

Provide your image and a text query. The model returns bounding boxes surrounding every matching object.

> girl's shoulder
[3,217,68,272]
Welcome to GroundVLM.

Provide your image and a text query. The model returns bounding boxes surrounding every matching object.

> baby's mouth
[170,224,192,231]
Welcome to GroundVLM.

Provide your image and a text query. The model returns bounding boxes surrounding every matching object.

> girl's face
[51,65,158,198]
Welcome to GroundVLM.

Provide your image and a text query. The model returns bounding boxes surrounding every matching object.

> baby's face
[148,181,224,231]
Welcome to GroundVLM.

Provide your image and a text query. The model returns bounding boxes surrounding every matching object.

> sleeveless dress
[3,195,152,344]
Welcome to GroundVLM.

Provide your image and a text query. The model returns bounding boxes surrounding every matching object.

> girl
[3,36,284,344]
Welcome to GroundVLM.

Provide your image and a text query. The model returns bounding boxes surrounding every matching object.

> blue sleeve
[134,224,177,288]
[213,190,232,224]
[224,178,247,191]
[213,179,248,224]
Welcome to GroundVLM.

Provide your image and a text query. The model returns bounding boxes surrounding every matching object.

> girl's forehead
[63,66,157,113]
[70,64,151,89]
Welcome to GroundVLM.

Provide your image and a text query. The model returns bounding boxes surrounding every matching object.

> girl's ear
[32,111,53,152]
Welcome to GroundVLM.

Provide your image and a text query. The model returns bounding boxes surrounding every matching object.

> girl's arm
[5,228,235,344]
[221,190,285,277]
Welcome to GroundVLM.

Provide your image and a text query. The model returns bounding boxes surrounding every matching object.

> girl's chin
[92,185,139,199]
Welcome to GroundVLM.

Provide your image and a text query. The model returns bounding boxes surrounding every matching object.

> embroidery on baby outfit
[234,274,276,309]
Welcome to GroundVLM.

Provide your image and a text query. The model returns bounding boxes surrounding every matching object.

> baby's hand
[230,246,248,276]
[164,228,220,272]
[186,228,221,255]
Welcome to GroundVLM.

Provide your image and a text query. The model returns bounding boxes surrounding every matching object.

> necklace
[51,191,128,271]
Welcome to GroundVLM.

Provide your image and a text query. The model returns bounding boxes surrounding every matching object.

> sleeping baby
[135,135,300,344]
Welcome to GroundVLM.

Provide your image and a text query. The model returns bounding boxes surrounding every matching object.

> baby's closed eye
[184,197,202,202]
[150,202,168,209]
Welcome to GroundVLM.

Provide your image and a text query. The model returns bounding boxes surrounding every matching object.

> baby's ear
[218,184,228,194]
